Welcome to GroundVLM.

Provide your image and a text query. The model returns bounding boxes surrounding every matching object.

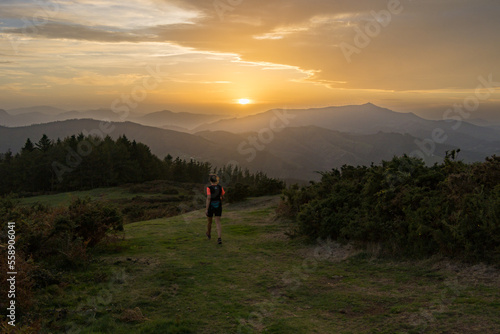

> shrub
[226,183,249,203]
[162,188,179,195]
[69,197,123,247]
[279,155,500,263]
[0,196,125,326]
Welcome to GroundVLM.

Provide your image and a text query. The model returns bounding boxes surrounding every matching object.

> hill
[1,107,130,127]
[0,108,55,126]
[131,110,223,130]
[195,126,487,180]
[0,119,226,162]
[193,103,500,155]
[1,107,226,130]
[7,105,66,115]
[0,119,493,181]
[23,195,500,333]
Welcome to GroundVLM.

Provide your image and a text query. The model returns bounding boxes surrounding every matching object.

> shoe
[217,238,222,244]
[206,232,211,240]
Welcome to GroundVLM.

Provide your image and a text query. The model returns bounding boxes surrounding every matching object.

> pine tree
[22,138,35,153]
[35,134,52,152]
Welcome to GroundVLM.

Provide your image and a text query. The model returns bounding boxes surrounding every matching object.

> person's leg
[215,216,222,239]
[206,217,213,239]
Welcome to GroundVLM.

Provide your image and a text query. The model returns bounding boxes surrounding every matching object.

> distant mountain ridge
[193,103,420,134]
[133,110,222,130]
[1,103,498,181]
[1,118,496,181]
[192,103,500,156]
[7,106,67,115]
[0,106,226,130]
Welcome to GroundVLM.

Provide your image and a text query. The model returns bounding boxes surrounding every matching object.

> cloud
[0,0,201,28]
[42,72,146,86]
[1,0,499,112]
[145,0,500,91]
[3,22,159,43]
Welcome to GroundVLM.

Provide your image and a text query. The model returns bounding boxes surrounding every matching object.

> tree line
[0,134,284,197]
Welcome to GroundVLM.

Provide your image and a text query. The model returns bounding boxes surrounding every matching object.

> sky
[1,0,499,120]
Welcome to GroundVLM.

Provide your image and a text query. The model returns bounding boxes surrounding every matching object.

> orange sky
[1,0,499,120]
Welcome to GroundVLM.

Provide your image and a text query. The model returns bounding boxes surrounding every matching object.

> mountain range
[1,102,498,181]
[193,103,500,156]
[0,107,223,130]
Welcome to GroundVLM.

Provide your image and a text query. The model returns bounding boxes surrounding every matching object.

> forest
[0,133,284,197]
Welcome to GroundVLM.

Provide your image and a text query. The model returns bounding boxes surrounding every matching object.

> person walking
[206,174,225,244]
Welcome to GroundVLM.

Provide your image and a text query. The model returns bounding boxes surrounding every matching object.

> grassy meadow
[19,187,147,207]
[15,181,202,225]
[18,181,193,207]
[21,195,499,333]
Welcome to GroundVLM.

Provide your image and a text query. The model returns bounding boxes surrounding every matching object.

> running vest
[207,185,224,208]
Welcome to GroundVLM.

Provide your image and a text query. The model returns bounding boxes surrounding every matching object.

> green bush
[226,183,249,203]
[279,154,500,263]
[0,197,123,270]
[69,197,123,247]
[0,197,123,321]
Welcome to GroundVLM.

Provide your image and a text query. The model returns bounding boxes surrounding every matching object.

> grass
[17,180,194,208]
[19,186,154,207]
[34,196,500,333]
[15,181,201,224]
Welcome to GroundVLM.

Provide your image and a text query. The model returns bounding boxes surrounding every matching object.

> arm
[205,187,210,215]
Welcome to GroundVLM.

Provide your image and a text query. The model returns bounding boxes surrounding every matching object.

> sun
[238,98,251,105]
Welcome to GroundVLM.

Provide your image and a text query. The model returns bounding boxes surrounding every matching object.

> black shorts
[207,202,222,217]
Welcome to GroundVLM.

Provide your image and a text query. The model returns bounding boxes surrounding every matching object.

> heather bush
[279,154,500,263]
[0,197,124,322]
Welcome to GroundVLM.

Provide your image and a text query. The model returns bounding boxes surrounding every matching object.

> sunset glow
[0,0,499,119]
[238,99,251,105]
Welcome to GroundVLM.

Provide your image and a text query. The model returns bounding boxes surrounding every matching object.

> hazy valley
[1,103,498,181]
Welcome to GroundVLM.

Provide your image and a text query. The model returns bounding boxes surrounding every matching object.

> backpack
[208,185,223,208]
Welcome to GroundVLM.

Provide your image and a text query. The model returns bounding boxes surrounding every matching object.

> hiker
[206,174,225,244]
